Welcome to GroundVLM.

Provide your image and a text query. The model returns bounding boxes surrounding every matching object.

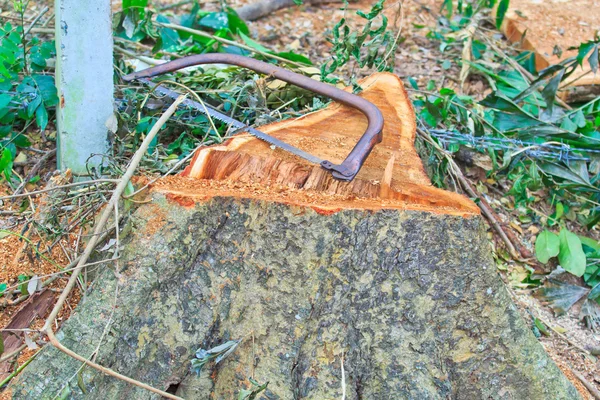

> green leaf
[558,229,587,277]
[533,317,550,336]
[588,282,600,301]
[408,77,418,89]
[123,0,148,10]
[226,9,249,35]
[199,12,230,31]
[495,0,510,29]
[238,32,271,53]
[276,52,311,65]
[579,235,600,252]
[541,68,564,115]
[572,109,587,128]
[35,105,48,131]
[535,230,560,263]
[19,281,28,296]
[0,147,13,180]
[576,41,596,67]
[0,93,11,109]
[540,162,593,187]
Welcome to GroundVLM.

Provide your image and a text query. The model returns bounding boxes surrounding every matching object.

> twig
[572,370,600,400]
[122,141,210,199]
[24,6,49,35]
[12,148,57,196]
[114,37,183,59]
[114,45,164,66]
[2,257,117,297]
[0,179,118,201]
[148,79,221,141]
[545,322,593,357]
[0,347,41,388]
[0,344,27,363]
[41,96,187,400]
[155,22,310,68]
[29,27,53,34]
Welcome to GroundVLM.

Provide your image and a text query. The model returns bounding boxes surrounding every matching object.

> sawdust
[556,361,595,400]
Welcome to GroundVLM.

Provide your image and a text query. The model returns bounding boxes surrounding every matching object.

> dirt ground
[0,0,599,397]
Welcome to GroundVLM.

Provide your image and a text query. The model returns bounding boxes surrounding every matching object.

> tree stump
[10,73,579,399]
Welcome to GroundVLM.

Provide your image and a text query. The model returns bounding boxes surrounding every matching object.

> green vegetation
[410,1,600,324]
[0,2,56,184]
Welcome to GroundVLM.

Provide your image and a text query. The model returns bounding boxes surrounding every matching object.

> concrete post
[55,0,113,176]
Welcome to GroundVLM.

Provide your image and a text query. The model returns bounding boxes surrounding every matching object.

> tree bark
[8,73,579,399]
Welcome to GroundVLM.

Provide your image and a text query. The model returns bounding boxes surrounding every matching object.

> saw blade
[137,78,324,165]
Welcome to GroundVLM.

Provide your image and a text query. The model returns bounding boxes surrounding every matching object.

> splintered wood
[154,73,479,216]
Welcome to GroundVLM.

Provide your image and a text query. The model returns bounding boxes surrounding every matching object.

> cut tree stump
[10,73,579,399]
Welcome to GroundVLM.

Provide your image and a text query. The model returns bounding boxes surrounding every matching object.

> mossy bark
[11,194,579,399]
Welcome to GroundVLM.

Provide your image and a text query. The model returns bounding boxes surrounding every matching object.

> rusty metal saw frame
[123,53,384,181]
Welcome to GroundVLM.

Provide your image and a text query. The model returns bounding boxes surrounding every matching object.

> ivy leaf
[558,229,587,277]
[535,230,560,263]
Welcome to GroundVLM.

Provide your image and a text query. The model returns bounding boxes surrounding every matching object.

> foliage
[535,228,588,277]
[0,14,57,184]
[411,0,600,321]
[114,1,316,165]
[321,0,397,82]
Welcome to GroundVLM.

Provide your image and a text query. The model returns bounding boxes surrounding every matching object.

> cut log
[499,0,600,103]
[9,73,579,399]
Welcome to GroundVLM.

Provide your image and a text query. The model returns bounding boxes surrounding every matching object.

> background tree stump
[10,73,579,399]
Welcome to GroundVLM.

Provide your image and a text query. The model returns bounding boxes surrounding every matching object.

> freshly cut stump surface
[10,73,578,399]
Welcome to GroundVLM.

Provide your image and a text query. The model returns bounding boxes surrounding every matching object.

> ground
[0,0,599,398]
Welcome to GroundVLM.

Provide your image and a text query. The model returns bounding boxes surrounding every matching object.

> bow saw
[123,53,384,182]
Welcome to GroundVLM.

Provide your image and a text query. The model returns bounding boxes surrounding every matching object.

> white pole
[55,0,113,176]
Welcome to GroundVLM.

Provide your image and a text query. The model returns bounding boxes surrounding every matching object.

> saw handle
[123,53,384,181]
